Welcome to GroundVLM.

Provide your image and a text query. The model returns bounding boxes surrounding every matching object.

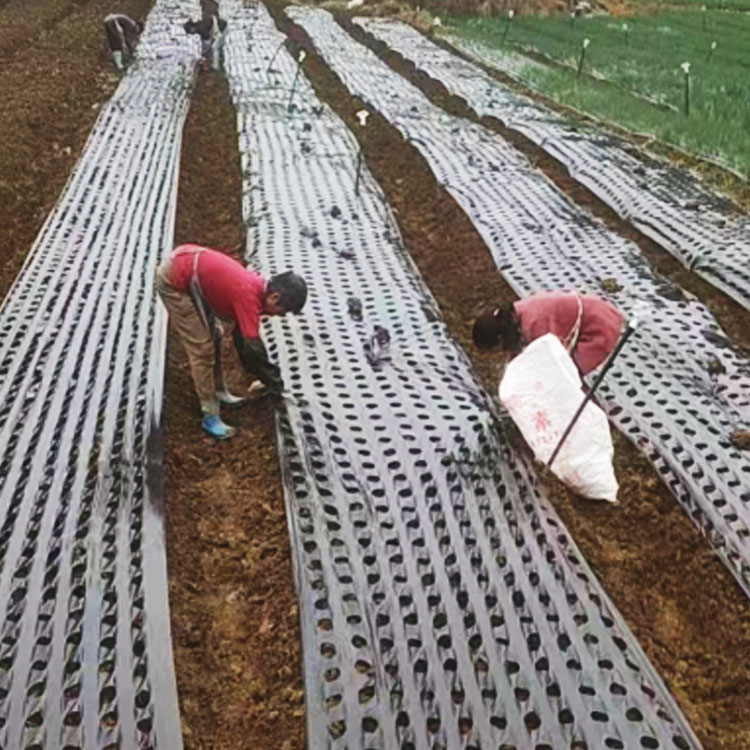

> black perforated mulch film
[357,18,750,312]
[286,6,750,597]
[220,4,702,748]
[0,4,200,747]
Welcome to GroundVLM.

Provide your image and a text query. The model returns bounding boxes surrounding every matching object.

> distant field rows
[446,8,750,172]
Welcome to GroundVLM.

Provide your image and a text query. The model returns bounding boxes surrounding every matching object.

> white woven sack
[499,334,618,502]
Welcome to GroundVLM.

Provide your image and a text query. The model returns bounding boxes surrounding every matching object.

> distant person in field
[184,12,227,70]
[104,14,143,71]
[473,291,623,376]
[155,245,308,439]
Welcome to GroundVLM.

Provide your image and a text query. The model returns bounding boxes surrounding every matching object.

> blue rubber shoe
[201,414,235,440]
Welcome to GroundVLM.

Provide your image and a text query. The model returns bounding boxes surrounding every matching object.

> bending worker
[104,14,143,71]
[184,12,227,70]
[473,291,623,376]
[156,244,308,439]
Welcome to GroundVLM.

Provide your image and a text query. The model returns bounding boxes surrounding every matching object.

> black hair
[472,304,521,351]
[268,272,308,314]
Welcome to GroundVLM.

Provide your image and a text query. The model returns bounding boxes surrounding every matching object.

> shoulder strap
[186,249,215,333]
[565,293,584,353]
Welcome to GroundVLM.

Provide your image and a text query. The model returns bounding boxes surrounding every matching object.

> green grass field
[446,9,750,174]
[661,0,750,8]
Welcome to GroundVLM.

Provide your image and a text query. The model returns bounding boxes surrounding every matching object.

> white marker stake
[354,109,369,195]
[287,49,306,112]
[577,38,590,79]
[680,61,691,116]
[502,9,515,44]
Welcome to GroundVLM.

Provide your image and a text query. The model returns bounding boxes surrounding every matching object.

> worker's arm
[232,328,284,395]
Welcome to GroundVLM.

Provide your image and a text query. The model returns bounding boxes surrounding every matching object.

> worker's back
[514,292,623,374]
[168,246,266,339]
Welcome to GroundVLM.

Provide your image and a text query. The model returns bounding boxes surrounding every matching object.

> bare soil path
[167,69,305,750]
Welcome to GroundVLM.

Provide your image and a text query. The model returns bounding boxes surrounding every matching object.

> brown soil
[0,0,152,299]
[166,69,304,750]
[3,0,750,748]
[268,4,750,748]
[0,0,304,746]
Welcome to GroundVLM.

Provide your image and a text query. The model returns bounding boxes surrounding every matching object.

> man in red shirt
[473,291,623,376]
[156,244,307,439]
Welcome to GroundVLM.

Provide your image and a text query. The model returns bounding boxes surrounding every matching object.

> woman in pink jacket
[473,291,624,376]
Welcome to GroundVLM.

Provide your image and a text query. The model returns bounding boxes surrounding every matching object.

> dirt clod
[599,277,623,294]
[707,357,726,376]
[730,430,750,451]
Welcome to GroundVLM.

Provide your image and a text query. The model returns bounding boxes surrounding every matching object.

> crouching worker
[104,14,143,71]
[156,244,308,439]
[473,291,623,376]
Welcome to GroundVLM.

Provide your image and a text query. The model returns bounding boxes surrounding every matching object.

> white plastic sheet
[499,334,618,501]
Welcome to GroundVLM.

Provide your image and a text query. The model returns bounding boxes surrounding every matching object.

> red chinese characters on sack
[532,410,559,446]
[533,410,550,432]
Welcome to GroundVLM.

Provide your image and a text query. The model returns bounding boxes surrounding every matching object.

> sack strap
[177,247,216,334]
[564,293,583,354]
